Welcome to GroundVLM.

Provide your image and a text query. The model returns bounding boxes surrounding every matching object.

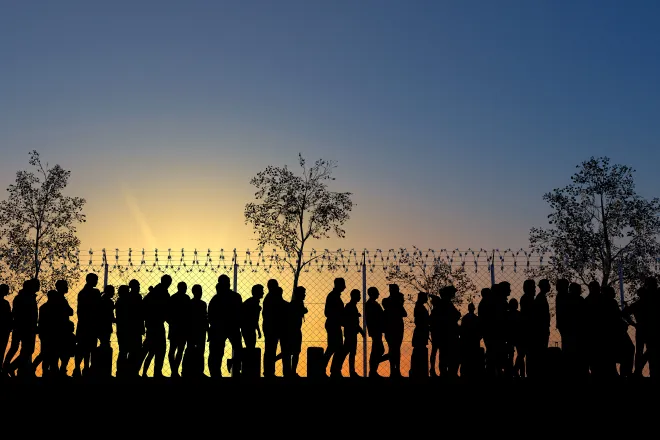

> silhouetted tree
[0,151,86,295]
[528,157,660,296]
[244,154,354,291]
[385,247,476,325]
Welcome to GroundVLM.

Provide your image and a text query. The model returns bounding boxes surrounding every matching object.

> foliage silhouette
[528,157,660,298]
[385,246,477,325]
[0,151,86,297]
[244,154,354,294]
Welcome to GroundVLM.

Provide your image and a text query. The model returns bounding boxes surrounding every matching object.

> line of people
[1,273,658,379]
[0,273,316,379]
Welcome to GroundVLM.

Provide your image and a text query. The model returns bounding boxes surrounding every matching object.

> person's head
[350,289,361,303]
[0,284,9,297]
[267,279,279,292]
[604,285,616,299]
[21,279,31,292]
[468,302,475,314]
[569,282,582,297]
[118,285,129,298]
[538,279,551,294]
[644,276,658,292]
[86,273,98,287]
[523,279,536,295]
[293,286,306,302]
[104,285,115,297]
[47,289,57,300]
[161,274,173,288]
[588,280,601,295]
[556,279,569,294]
[217,274,231,291]
[440,285,457,301]
[129,279,140,294]
[389,284,400,295]
[417,291,428,304]
[55,280,69,294]
[367,287,380,300]
[252,284,265,300]
[498,282,511,297]
[431,294,441,307]
[508,298,519,311]
[31,278,40,293]
[192,284,202,299]
[334,278,346,292]
[481,287,491,299]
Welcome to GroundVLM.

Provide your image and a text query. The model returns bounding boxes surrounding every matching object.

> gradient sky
[1,0,659,253]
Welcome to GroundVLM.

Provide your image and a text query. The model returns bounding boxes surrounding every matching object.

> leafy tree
[0,151,86,296]
[528,157,660,297]
[385,246,477,320]
[244,154,354,291]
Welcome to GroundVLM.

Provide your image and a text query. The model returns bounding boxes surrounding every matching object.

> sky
[1,0,659,254]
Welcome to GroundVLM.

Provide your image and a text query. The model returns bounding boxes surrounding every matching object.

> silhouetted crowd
[1,273,658,380]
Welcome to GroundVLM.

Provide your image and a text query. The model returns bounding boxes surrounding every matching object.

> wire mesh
[2,248,656,378]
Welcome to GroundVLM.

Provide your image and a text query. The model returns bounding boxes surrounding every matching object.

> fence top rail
[14,247,658,271]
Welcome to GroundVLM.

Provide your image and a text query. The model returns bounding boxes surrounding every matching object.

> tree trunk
[293,249,303,300]
[600,193,611,289]
[34,235,40,281]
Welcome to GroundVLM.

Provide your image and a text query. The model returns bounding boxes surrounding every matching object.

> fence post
[102,248,108,290]
[232,250,238,377]
[362,252,367,378]
[618,260,625,308]
[490,250,496,287]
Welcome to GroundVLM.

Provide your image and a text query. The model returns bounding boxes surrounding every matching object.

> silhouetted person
[644,277,659,379]
[208,274,243,378]
[410,291,429,378]
[73,273,101,378]
[57,280,76,377]
[288,286,308,377]
[493,282,511,376]
[365,287,388,378]
[141,274,172,378]
[478,287,496,377]
[459,302,482,379]
[38,289,61,378]
[517,280,536,378]
[263,280,290,378]
[436,286,461,378]
[555,279,570,351]
[183,284,207,378]
[167,281,191,378]
[506,298,522,377]
[340,289,365,378]
[383,284,407,378]
[624,278,656,377]
[429,294,441,377]
[241,284,264,351]
[563,282,588,379]
[4,279,39,378]
[584,280,610,378]
[528,279,550,378]
[38,281,73,378]
[323,278,346,378]
[99,285,116,344]
[604,285,633,378]
[94,285,115,377]
[0,284,11,376]
[126,279,145,377]
[115,284,132,377]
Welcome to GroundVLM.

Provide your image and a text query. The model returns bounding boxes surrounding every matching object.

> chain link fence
[3,248,657,377]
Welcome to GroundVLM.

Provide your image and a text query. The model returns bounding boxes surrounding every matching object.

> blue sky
[1,0,659,251]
